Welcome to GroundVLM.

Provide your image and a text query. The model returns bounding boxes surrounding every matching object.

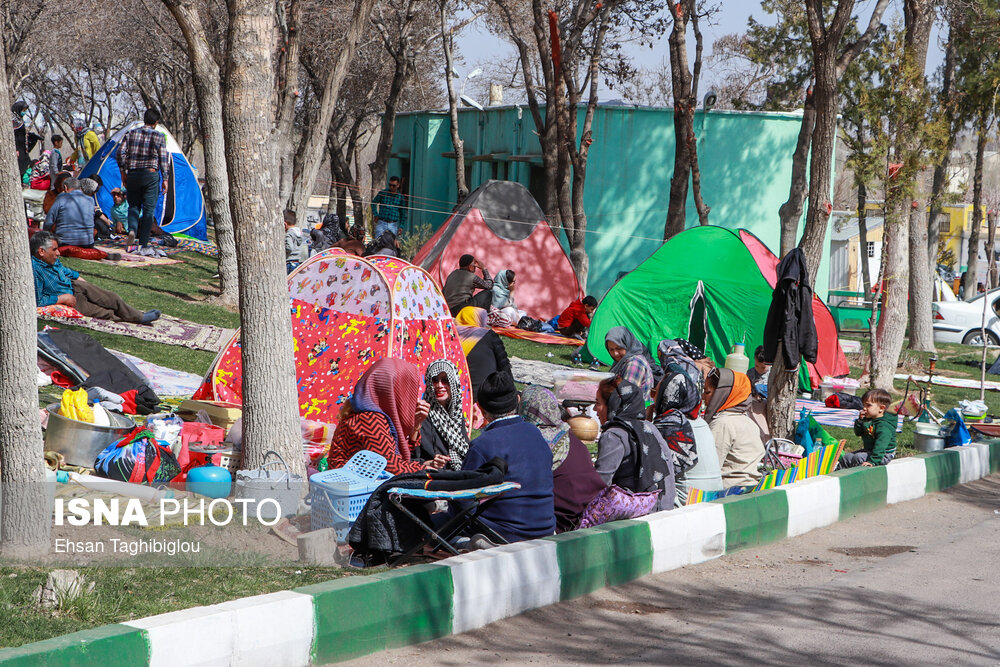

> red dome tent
[194,250,473,429]
[413,180,583,320]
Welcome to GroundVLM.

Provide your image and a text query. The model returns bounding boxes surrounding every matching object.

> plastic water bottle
[725,343,750,374]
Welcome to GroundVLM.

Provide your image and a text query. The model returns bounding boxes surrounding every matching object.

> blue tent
[80,121,207,240]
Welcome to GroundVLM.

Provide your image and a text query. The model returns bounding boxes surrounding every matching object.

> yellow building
[829,202,982,294]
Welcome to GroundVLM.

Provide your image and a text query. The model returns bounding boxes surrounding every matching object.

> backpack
[516,316,543,332]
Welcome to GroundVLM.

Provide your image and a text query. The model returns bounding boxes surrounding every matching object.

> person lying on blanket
[31,231,160,325]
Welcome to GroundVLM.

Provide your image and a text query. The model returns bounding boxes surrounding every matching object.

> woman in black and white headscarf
[418,359,470,470]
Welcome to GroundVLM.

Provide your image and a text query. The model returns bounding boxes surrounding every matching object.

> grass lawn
[19,252,1000,649]
[0,566,358,648]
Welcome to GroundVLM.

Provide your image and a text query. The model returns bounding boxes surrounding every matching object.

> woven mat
[40,313,235,352]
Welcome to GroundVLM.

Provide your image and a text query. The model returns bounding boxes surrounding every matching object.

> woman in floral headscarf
[518,385,605,532]
[418,359,470,470]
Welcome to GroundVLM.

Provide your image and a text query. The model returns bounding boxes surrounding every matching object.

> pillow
[37,304,85,319]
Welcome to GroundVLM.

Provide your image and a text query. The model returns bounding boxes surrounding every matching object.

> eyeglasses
[431,374,449,385]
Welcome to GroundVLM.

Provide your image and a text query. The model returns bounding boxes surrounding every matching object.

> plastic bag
[95,428,182,484]
[943,408,971,448]
[59,388,93,423]
[301,418,334,465]
[146,413,184,451]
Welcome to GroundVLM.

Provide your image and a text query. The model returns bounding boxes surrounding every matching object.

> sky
[454,1,946,106]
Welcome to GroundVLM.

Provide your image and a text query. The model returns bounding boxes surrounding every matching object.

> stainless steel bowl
[44,403,137,467]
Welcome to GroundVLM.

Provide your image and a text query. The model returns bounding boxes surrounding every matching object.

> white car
[932,289,1000,346]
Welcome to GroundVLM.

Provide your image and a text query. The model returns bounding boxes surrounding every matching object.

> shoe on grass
[139,309,161,325]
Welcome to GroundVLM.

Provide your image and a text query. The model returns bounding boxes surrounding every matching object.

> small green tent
[586,226,848,389]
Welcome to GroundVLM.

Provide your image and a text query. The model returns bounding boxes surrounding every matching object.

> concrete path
[346,473,1000,666]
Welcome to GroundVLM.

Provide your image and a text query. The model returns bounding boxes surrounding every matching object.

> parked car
[932,289,1000,345]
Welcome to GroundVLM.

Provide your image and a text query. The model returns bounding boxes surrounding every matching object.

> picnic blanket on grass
[795,398,903,429]
[95,247,183,268]
[492,326,584,346]
[175,238,219,257]
[894,373,1000,392]
[39,314,235,352]
[109,350,203,397]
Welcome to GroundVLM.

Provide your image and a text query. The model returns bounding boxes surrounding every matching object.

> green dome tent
[586,226,848,389]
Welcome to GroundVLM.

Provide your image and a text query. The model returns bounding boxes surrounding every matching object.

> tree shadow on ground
[414,578,999,666]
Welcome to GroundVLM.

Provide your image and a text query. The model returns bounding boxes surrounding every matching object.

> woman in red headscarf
[328,358,448,474]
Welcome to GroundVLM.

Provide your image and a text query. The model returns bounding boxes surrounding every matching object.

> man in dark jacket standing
[461,371,555,542]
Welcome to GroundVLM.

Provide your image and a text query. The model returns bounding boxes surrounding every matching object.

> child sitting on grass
[841,387,896,467]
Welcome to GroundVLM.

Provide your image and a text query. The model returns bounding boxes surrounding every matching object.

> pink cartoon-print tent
[194,250,474,430]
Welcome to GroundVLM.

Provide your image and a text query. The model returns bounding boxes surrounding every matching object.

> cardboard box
[176,399,243,433]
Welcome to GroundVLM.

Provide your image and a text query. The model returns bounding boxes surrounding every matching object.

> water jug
[186,464,232,499]
[724,343,750,374]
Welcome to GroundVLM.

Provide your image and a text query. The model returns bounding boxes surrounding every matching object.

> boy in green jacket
[842,388,896,467]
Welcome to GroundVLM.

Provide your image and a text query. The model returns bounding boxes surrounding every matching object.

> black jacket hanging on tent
[762,248,818,369]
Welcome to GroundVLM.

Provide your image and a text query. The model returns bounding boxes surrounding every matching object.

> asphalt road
[346,473,1000,666]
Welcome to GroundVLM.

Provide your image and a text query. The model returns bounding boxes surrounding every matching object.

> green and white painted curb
[4,441,998,665]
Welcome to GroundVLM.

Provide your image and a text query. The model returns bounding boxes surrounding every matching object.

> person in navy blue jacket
[462,371,555,542]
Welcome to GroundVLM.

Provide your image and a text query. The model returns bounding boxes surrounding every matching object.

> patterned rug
[39,314,236,352]
[95,246,183,268]
[95,237,219,259]
[492,326,584,346]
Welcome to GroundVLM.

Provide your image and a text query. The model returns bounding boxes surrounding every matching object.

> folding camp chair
[385,481,521,566]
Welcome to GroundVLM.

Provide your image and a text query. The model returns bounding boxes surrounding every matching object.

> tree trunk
[986,210,998,289]
[926,27,956,268]
[663,4,692,240]
[857,180,873,295]
[872,197,910,390]
[872,0,935,384]
[901,0,935,352]
[223,0,304,476]
[0,45,50,559]
[778,90,815,256]
[765,348,798,439]
[964,112,987,300]
[664,105,691,240]
[368,55,410,211]
[161,0,239,306]
[440,1,468,204]
[289,0,377,220]
[908,202,935,350]
[273,0,302,208]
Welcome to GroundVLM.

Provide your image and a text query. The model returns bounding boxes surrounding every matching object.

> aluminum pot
[913,430,945,452]
[44,403,136,467]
